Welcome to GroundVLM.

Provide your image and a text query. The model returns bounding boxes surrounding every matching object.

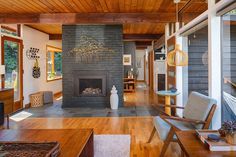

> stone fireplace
[62,25,124,108]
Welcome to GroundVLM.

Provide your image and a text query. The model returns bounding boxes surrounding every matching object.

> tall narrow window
[187,26,209,95]
[46,45,62,81]
[221,8,236,121]
[1,36,23,110]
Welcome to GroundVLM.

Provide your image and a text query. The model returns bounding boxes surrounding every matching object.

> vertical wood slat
[167,36,177,115]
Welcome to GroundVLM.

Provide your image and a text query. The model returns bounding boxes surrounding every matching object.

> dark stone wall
[62,25,124,108]
[124,42,136,77]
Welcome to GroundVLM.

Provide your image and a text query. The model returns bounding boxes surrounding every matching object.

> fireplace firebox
[79,79,102,96]
[74,71,107,97]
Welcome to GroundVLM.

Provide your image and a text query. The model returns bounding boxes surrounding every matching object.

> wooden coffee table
[0,129,93,157]
[176,130,236,157]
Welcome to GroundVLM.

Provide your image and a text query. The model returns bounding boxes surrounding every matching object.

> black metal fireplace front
[74,71,107,97]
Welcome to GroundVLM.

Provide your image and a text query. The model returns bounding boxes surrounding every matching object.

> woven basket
[30,92,43,107]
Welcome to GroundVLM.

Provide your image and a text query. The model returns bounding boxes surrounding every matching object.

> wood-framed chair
[147,92,217,157]
[6,108,24,129]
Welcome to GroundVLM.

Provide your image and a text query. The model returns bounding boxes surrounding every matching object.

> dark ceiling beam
[49,34,163,41]
[178,0,194,15]
[135,41,152,49]
[123,34,162,41]
[0,12,200,24]
[178,0,194,23]
[49,34,62,40]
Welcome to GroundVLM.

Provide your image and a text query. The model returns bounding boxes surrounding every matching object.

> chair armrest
[5,108,24,129]
[157,104,185,109]
[160,115,206,124]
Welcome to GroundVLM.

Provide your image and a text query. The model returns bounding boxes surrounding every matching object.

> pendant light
[166,0,188,67]
[167,44,188,66]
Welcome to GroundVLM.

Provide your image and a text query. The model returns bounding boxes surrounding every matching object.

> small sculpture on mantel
[110,85,119,110]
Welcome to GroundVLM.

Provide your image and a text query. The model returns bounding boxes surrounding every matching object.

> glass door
[221,8,236,121]
[1,36,23,111]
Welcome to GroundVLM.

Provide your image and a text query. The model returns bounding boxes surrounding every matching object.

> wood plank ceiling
[0,0,208,41]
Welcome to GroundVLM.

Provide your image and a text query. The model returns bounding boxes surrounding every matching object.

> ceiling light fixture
[166,1,189,67]
[167,44,188,66]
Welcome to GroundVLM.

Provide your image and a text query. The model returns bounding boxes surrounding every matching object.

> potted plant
[219,121,236,145]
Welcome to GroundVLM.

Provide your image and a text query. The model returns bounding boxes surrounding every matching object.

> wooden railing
[224,77,236,88]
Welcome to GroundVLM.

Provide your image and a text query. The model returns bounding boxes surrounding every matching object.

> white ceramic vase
[110,85,119,109]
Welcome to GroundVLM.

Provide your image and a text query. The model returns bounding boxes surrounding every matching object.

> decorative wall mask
[66,36,115,63]
[32,59,40,78]
[202,51,208,66]
[26,47,40,60]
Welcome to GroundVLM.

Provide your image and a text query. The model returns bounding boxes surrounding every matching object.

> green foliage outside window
[54,52,62,73]
[227,9,236,15]
[46,46,62,81]
[4,41,18,73]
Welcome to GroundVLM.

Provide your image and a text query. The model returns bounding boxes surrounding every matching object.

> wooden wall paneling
[0,12,202,24]
[123,23,166,35]
[144,56,146,83]
[123,34,162,41]
[148,51,154,90]
[0,88,14,114]
[167,36,177,115]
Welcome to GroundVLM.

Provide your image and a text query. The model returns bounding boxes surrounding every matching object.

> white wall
[22,25,62,106]
[135,50,145,81]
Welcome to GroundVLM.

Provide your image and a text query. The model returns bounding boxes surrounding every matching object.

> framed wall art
[123,54,132,66]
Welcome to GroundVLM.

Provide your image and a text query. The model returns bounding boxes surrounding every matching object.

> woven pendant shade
[167,44,188,66]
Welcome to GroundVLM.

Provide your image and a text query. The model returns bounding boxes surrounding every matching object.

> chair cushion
[153,116,196,141]
[42,91,53,104]
[183,92,217,129]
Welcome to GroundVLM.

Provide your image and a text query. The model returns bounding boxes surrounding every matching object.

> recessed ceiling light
[174,0,181,3]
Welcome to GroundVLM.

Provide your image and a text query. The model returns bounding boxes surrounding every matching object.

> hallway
[124,82,160,107]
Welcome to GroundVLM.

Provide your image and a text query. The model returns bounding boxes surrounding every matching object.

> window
[46,45,62,81]
[1,24,21,37]
[187,26,209,96]
[2,36,23,102]
[221,8,236,121]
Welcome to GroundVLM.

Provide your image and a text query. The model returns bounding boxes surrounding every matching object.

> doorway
[1,36,23,111]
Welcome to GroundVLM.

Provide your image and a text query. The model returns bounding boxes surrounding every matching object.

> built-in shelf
[124,78,135,92]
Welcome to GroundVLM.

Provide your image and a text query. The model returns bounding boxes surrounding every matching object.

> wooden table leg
[165,96,171,116]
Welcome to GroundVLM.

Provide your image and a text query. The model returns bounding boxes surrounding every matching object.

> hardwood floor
[5,83,179,156]
[8,117,181,157]
[124,83,159,107]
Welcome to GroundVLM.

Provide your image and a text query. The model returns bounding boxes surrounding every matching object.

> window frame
[46,45,62,82]
[220,7,236,121]
[1,25,21,37]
